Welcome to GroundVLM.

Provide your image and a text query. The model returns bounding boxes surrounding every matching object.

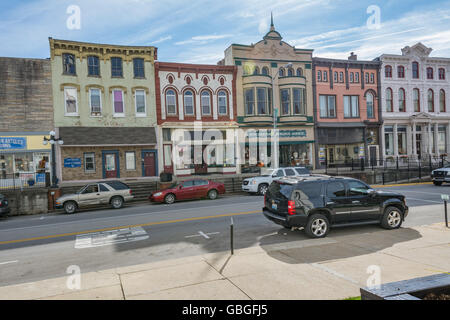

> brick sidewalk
[1,220,449,300]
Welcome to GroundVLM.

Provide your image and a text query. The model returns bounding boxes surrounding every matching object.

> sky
[1,0,450,63]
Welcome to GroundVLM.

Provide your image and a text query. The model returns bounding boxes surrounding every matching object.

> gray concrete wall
[2,188,48,216]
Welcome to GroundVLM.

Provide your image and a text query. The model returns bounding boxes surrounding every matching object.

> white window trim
[125,151,136,171]
[64,86,79,116]
[218,91,228,116]
[89,88,102,117]
[112,89,125,117]
[184,91,195,116]
[134,89,147,117]
[84,153,96,173]
[201,91,212,115]
[166,90,177,116]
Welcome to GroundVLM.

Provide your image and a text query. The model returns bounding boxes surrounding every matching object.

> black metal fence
[0,172,50,190]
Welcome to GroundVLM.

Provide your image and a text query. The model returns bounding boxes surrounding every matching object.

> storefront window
[397,127,407,155]
[385,126,394,155]
[14,153,33,172]
[279,144,311,167]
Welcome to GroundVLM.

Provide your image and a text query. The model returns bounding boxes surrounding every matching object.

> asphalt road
[0,182,448,287]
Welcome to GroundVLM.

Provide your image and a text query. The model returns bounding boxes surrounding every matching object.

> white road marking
[406,197,442,204]
[0,260,18,265]
[75,226,149,249]
[185,231,220,239]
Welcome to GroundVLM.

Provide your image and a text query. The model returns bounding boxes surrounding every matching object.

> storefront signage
[319,147,326,162]
[64,158,82,168]
[0,137,27,150]
[247,130,307,139]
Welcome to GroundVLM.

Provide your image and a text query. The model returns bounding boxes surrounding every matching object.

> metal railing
[0,172,49,190]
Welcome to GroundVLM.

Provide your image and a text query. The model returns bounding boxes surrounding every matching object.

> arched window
[366,92,374,118]
[183,90,194,116]
[440,89,446,112]
[428,89,434,112]
[412,62,419,79]
[243,65,251,75]
[296,68,303,77]
[413,88,420,112]
[427,67,434,80]
[165,89,177,115]
[350,72,354,83]
[287,68,294,77]
[253,66,259,75]
[339,72,344,82]
[386,88,393,112]
[355,72,359,83]
[439,68,446,80]
[323,71,328,82]
[398,88,406,112]
[385,65,392,78]
[201,90,211,115]
[279,68,285,77]
[317,70,322,81]
[262,67,269,75]
[218,90,227,115]
[397,66,405,78]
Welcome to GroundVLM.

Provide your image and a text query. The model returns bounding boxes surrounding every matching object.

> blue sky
[1,0,450,63]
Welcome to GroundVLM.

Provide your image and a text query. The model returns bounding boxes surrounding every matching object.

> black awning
[59,127,156,146]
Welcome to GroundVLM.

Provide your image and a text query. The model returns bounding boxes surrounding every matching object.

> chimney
[348,52,357,61]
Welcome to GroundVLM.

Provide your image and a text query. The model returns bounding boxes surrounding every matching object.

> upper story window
[343,95,359,118]
[427,67,434,80]
[253,66,260,75]
[296,68,303,77]
[355,72,359,83]
[293,88,305,115]
[262,67,269,75]
[385,65,392,78]
[385,88,393,112]
[183,90,194,116]
[317,70,322,82]
[62,53,76,75]
[112,89,125,116]
[243,65,251,75]
[350,72,354,83]
[87,56,100,76]
[339,72,344,82]
[111,57,123,77]
[319,95,336,118]
[428,89,434,112]
[398,88,406,112]
[133,58,145,78]
[244,88,255,115]
[334,71,338,82]
[413,88,420,112]
[366,92,374,118]
[135,89,146,116]
[439,68,446,80]
[412,62,419,79]
[256,87,268,115]
[201,90,211,115]
[440,89,446,112]
[218,90,228,115]
[323,71,328,82]
[397,66,405,78]
[370,73,374,84]
[165,89,177,115]
[279,68,285,77]
[280,88,290,115]
[89,88,102,116]
[287,68,294,77]
[64,87,78,115]
[365,73,369,84]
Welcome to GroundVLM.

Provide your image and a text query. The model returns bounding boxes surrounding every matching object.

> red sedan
[149,179,226,204]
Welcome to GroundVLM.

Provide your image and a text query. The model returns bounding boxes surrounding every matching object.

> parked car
[263,176,408,238]
[55,181,133,214]
[150,179,225,204]
[242,167,312,195]
[0,194,10,216]
[431,165,450,185]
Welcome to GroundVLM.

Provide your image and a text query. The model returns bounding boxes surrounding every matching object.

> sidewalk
[0,219,448,300]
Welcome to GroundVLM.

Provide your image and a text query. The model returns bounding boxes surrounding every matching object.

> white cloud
[151,35,172,44]
[175,34,233,46]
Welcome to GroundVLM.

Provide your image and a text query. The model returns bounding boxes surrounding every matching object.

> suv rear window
[105,181,130,190]
[292,181,322,200]
[295,168,310,175]
[268,182,294,199]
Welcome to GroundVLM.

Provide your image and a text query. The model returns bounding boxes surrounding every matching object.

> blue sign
[0,137,27,150]
[64,158,82,168]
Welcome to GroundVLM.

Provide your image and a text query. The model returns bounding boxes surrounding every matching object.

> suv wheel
[433,181,443,186]
[381,206,403,229]
[164,193,175,204]
[258,184,268,195]
[305,214,330,238]
[208,189,218,200]
[64,201,77,214]
[111,196,124,209]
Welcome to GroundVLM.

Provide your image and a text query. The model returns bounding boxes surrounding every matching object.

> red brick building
[313,53,382,168]
[154,62,238,176]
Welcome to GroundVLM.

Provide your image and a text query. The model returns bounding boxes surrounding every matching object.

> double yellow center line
[0,210,260,246]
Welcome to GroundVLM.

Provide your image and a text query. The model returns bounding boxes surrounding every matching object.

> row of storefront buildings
[1,19,450,184]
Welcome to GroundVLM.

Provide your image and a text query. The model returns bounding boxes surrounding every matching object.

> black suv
[263,176,408,238]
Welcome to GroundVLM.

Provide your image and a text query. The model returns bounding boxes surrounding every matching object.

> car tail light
[0,200,2,206]
[264,194,266,204]
[288,200,296,215]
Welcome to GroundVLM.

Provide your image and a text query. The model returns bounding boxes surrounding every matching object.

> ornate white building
[377,43,450,160]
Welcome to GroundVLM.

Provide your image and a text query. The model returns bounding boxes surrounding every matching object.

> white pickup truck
[431,165,450,185]
[242,167,311,195]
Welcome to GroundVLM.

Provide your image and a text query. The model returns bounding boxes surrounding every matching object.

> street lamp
[270,62,293,168]
[43,131,64,188]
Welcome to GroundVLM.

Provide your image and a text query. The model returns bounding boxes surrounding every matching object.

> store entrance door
[103,152,119,179]
[143,151,156,177]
